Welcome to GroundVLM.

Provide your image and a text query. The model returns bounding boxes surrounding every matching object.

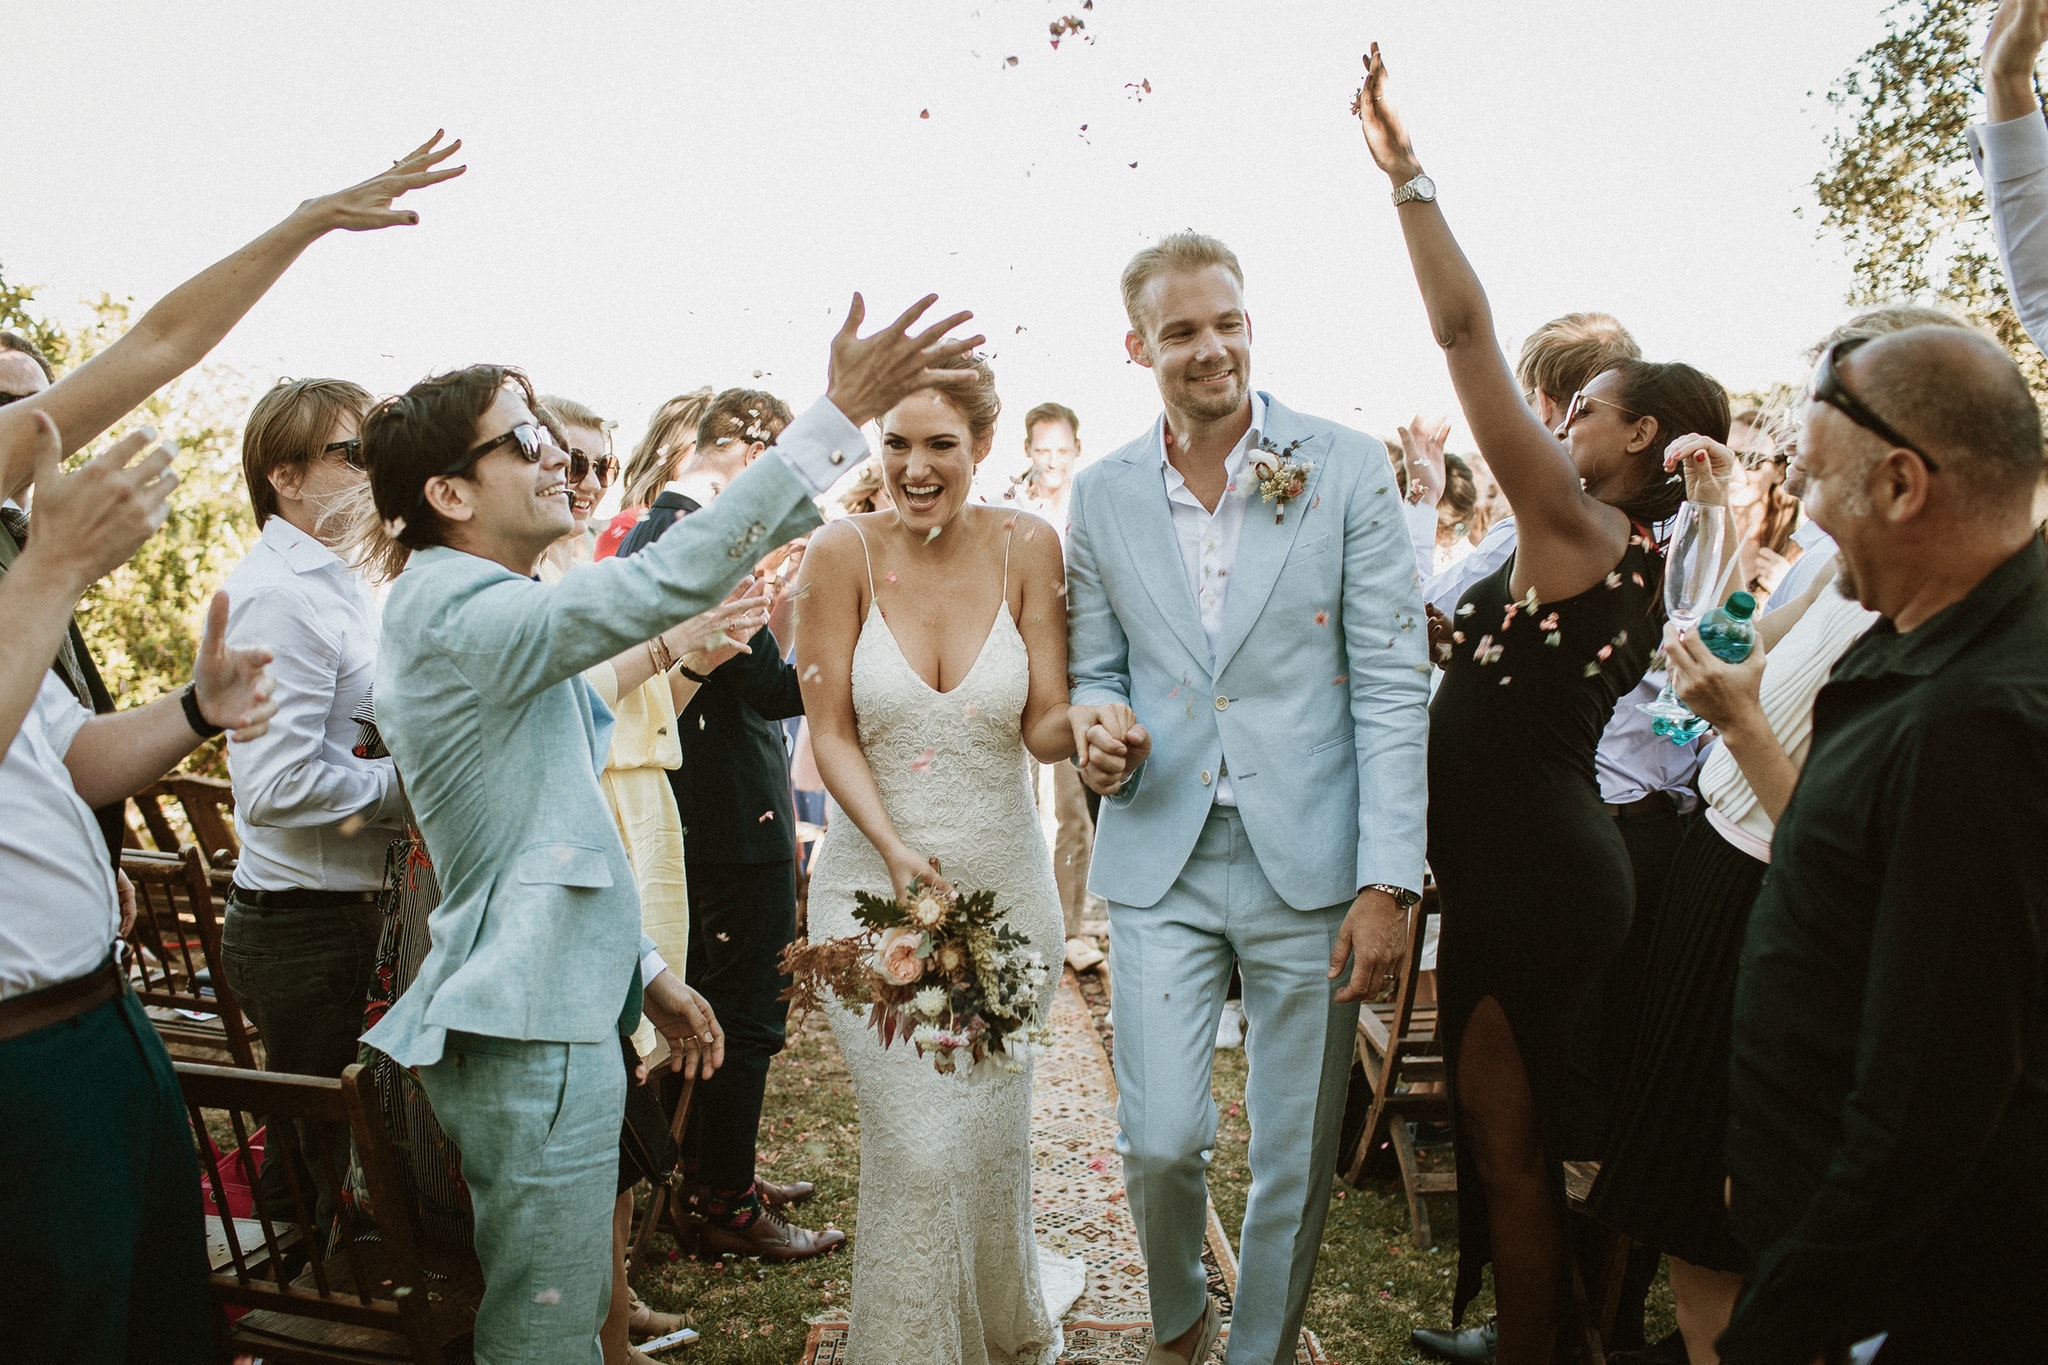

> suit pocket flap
[1290,533,1332,562]
[515,842,615,888]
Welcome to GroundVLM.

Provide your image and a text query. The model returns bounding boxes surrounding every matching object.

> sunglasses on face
[322,437,367,472]
[1561,390,1643,431]
[445,421,558,480]
[1810,337,1940,472]
[566,447,620,489]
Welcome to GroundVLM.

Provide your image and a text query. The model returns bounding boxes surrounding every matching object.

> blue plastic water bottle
[1654,591,1758,744]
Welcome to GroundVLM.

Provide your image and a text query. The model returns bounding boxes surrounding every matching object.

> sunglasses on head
[566,446,620,489]
[322,437,367,472]
[1810,337,1940,472]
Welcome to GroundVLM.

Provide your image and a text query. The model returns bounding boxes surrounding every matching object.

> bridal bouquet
[781,875,1054,1076]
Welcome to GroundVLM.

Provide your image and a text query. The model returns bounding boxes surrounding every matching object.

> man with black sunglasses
[1718,325,2048,1364]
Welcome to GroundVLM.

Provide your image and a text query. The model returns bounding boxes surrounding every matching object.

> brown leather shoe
[628,1296,685,1340]
[698,1207,846,1263]
[754,1176,815,1208]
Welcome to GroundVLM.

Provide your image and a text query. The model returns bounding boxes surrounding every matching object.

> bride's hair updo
[915,354,1001,445]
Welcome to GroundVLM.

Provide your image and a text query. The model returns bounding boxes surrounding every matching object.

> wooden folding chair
[121,845,260,1068]
[178,1061,481,1364]
[1344,887,1457,1248]
[626,1071,698,1276]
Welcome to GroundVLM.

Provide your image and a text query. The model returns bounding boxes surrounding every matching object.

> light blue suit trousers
[1110,809,1359,1365]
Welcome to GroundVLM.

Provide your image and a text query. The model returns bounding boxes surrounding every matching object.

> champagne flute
[1639,500,1739,728]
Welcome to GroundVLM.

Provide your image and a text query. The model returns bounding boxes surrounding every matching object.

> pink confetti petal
[910,748,937,775]
[1314,610,1329,626]
[758,810,775,823]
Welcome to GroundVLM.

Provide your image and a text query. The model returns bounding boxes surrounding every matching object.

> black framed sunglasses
[1561,390,1643,431]
[1811,337,1940,472]
[446,421,556,477]
[322,437,367,472]
[566,447,620,489]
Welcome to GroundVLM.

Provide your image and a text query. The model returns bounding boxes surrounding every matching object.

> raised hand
[664,576,774,674]
[1397,414,1452,507]
[1986,0,2048,122]
[191,590,277,742]
[1662,433,1739,506]
[18,417,179,593]
[1352,43,1424,184]
[825,293,986,427]
[295,131,466,233]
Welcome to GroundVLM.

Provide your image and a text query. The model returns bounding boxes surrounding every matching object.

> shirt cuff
[1971,112,2048,181]
[769,398,869,499]
[642,945,670,985]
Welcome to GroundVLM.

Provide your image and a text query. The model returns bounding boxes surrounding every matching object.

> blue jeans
[418,1032,626,1365]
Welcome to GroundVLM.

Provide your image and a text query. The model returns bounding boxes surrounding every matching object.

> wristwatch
[180,683,223,740]
[1367,882,1420,910]
[1391,174,1436,206]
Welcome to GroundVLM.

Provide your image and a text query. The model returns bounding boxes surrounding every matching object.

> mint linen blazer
[364,446,824,1068]
[1065,394,1430,911]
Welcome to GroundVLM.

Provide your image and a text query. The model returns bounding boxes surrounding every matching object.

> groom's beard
[1170,367,1249,423]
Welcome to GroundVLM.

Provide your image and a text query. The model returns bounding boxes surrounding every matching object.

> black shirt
[618,491,803,865]
[1720,533,2048,1363]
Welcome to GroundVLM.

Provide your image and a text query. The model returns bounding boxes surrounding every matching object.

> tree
[1,263,258,774]
[1815,0,2048,391]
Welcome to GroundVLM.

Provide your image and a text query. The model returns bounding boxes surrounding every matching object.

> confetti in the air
[886,572,898,583]
[919,109,931,119]
[1314,610,1329,626]
[1331,674,1349,685]
[802,664,821,682]
[758,811,775,823]
[910,748,937,775]
[926,526,941,543]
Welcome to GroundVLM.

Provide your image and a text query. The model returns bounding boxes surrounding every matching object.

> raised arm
[0,132,464,500]
[1353,45,1627,598]
[1975,0,2048,349]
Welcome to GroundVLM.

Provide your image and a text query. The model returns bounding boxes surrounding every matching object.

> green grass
[632,1003,1674,1364]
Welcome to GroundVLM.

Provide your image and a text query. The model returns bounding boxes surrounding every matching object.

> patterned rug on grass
[798,972,1329,1363]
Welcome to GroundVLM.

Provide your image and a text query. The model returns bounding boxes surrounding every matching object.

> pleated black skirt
[1588,813,1768,1272]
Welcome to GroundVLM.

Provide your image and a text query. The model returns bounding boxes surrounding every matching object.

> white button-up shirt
[223,517,407,892]
[0,673,119,999]
[1971,111,2048,351]
[1159,391,1265,805]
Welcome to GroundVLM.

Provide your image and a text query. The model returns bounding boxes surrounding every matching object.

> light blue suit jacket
[1065,394,1429,911]
[364,438,826,1068]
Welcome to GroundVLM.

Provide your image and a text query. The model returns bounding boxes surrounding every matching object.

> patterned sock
[706,1183,762,1231]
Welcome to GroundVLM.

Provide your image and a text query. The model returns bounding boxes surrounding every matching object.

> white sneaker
[1214,1000,1245,1050]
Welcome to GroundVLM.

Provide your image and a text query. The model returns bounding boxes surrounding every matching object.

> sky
[4,1,1933,503]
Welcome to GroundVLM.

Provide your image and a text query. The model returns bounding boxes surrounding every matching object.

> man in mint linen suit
[363,296,981,1364]
[1066,235,1429,1365]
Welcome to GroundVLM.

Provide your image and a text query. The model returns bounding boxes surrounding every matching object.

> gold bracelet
[647,638,672,674]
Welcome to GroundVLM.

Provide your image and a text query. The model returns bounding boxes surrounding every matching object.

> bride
[794,357,1141,1364]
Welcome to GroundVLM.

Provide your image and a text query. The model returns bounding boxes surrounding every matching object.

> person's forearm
[811,727,913,864]
[1393,198,1494,361]
[0,554,90,753]
[605,640,663,697]
[1990,66,2042,123]
[1716,709,1802,822]
[1023,702,1078,766]
[63,692,203,808]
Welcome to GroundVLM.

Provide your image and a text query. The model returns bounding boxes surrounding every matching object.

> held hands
[192,590,277,742]
[1662,619,1765,735]
[296,131,466,233]
[1069,703,1151,797]
[1330,886,1409,1004]
[1663,433,1739,506]
[642,968,726,1082]
[18,418,179,594]
[1353,43,1424,184]
[825,294,986,428]
[1397,414,1452,507]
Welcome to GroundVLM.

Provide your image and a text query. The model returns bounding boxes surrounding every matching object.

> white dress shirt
[1762,521,1838,617]
[1971,111,2048,351]
[1160,392,1266,805]
[0,673,119,999]
[223,517,407,892]
[1425,516,1519,615]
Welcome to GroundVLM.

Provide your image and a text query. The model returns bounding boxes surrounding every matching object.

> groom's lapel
[1212,398,1331,674]
[1114,435,1213,671]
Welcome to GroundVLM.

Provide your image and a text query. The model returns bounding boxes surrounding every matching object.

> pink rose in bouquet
[877,926,925,986]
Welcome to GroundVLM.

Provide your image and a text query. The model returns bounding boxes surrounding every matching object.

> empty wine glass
[1639,500,1739,728]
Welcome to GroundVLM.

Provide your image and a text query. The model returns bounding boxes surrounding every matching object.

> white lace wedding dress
[807,527,1086,1365]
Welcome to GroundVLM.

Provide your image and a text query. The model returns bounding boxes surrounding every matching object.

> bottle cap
[1725,590,1757,619]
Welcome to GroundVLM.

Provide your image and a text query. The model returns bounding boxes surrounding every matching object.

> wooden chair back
[1344,886,1456,1247]
[120,846,259,1069]
[133,775,240,896]
[177,1061,480,1365]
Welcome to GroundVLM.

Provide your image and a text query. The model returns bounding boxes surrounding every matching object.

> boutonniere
[1252,436,1313,524]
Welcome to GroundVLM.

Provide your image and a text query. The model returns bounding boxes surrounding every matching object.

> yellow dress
[540,557,691,1056]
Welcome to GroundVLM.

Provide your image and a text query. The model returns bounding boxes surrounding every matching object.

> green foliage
[1815,0,2048,392]
[0,264,258,773]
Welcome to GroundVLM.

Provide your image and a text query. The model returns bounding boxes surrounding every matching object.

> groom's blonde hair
[1121,232,1243,338]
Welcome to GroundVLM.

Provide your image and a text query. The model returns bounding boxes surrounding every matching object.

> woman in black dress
[1356,47,1730,1363]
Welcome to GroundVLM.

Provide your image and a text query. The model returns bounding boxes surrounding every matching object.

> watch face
[1411,175,1436,201]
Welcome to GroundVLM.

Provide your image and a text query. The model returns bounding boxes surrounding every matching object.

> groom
[1066,232,1429,1365]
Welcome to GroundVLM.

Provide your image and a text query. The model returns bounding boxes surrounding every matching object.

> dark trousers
[220,895,382,1224]
[0,986,212,1364]
[677,858,796,1192]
